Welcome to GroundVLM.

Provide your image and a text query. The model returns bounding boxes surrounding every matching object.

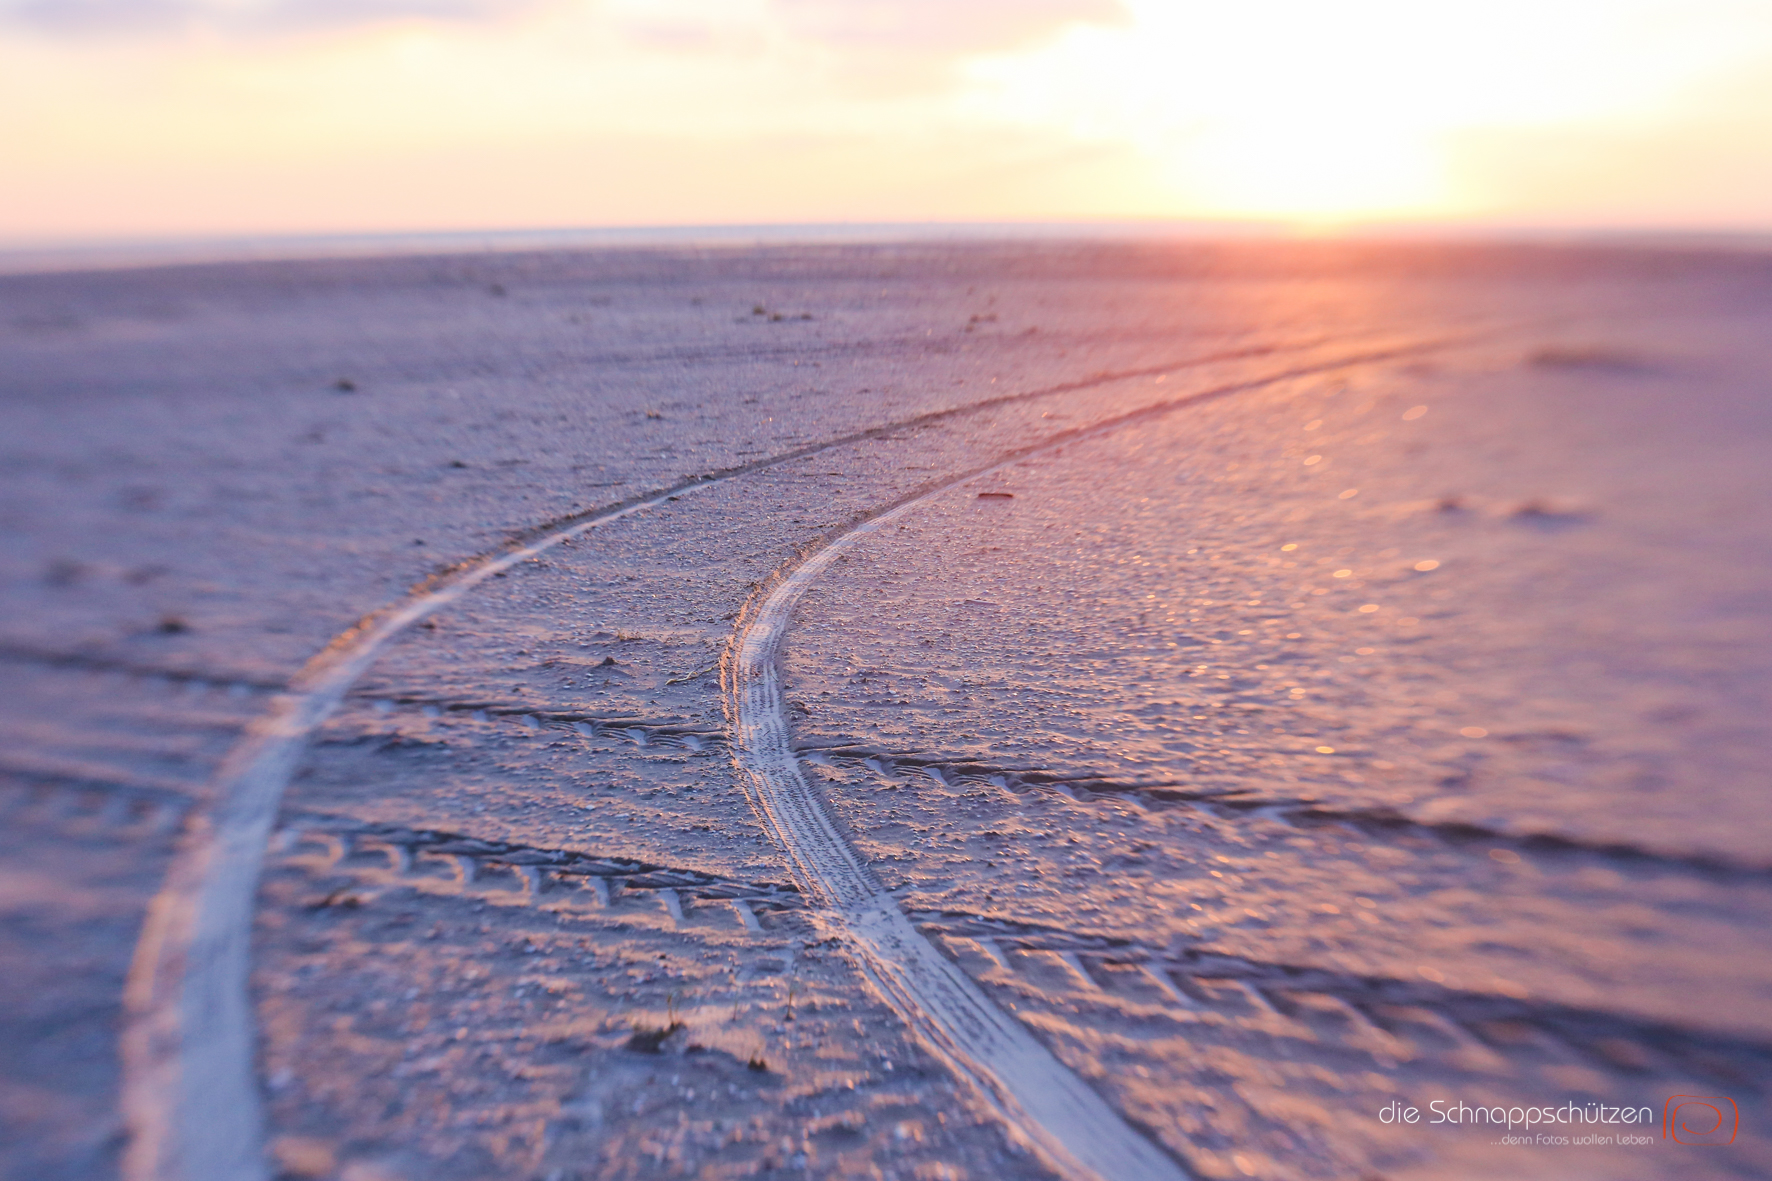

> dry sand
[2,241,1769,1180]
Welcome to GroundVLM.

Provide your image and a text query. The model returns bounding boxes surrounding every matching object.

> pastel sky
[3,0,1770,242]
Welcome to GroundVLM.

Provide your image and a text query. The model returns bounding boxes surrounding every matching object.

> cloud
[3,0,1126,47]
[770,0,1128,55]
[0,0,536,38]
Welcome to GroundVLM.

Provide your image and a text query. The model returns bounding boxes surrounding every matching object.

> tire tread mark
[912,915,1772,1090]
[801,743,1772,881]
[277,814,803,905]
[0,642,286,693]
[323,697,724,751]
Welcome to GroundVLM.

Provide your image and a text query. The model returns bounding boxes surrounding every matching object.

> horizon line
[5,218,1771,278]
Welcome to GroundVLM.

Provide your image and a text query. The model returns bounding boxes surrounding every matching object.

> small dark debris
[156,615,190,635]
[1508,499,1591,526]
[769,313,785,322]
[1436,496,1465,513]
[645,410,663,420]
[449,459,469,469]
[494,572,508,578]
[308,888,363,910]
[1528,346,1646,372]
[333,378,356,392]
[44,558,87,587]
[747,1054,770,1073]
[488,284,507,297]
[599,656,618,667]
[1591,1037,1654,1072]
[413,539,425,546]
[752,305,767,316]
[1510,499,1573,517]
[976,492,1014,500]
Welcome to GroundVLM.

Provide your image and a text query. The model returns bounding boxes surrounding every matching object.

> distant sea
[3,220,1768,277]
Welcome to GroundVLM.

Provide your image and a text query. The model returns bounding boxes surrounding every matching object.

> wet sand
[2,241,1769,1180]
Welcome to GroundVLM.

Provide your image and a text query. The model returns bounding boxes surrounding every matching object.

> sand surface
[2,241,1769,1180]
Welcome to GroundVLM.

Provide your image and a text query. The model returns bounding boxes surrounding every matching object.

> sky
[2,0,1770,243]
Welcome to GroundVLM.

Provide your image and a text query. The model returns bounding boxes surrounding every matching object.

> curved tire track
[120,334,1442,1181]
[723,344,1465,1179]
[728,479,1199,1180]
[119,481,721,1181]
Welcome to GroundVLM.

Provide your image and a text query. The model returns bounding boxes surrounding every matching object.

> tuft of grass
[626,992,685,1053]
[625,1021,684,1054]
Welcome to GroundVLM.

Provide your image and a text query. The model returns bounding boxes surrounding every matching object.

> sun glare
[1174,121,1442,223]
[968,0,1772,225]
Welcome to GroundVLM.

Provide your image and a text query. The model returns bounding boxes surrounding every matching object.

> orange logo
[1664,1096,1739,1145]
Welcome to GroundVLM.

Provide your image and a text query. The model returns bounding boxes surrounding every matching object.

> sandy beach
[3,239,1770,1180]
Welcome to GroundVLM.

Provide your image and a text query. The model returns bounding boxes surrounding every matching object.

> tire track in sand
[121,334,1445,1181]
[724,340,1465,1181]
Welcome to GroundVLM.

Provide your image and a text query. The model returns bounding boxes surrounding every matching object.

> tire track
[309,692,1770,882]
[274,813,804,912]
[0,772,192,838]
[0,643,288,694]
[724,457,1218,1180]
[121,475,739,1181]
[120,333,1441,1181]
[910,912,1772,1082]
[320,694,725,752]
[796,742,1772,882]
[722,348,1474,1179]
